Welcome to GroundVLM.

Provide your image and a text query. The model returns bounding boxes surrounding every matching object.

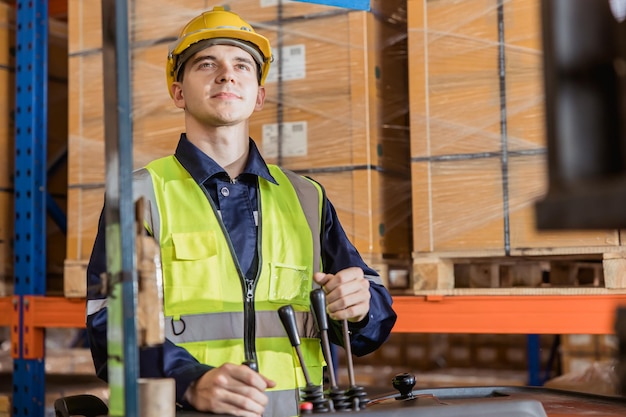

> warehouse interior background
[1,0,625,416]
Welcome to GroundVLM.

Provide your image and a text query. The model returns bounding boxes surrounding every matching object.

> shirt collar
[174,133,277,185]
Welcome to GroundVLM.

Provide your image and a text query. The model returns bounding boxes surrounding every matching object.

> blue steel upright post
[101,0,140,415]
[13,0,48,416]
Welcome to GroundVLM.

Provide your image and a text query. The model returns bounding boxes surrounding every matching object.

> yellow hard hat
[166,6,273,97]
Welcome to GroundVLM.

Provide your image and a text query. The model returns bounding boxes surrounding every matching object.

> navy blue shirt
[86,134,397,405]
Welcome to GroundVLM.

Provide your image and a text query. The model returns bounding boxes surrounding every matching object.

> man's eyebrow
[189,54,255,67]
[234,56,255,66]
[189,54,217,67]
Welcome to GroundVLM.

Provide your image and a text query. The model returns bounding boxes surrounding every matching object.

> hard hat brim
[169,28,271,64]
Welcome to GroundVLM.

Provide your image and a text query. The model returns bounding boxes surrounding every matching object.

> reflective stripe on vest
[165,310,318,343]
[145,156,325,416]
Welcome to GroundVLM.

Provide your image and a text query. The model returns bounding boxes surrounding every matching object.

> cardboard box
[411,154,620,255]
[408,0,622,256]
[307,168,411,257]
[252,10,408,172]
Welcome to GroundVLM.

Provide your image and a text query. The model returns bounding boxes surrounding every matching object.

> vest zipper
[244,277,257,364]
[199,182,258,366]
[246,280,255,300]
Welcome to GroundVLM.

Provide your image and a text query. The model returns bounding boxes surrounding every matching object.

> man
[86,7,397,417]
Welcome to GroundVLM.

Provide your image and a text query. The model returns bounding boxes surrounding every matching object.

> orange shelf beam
[19,296,85,358]
[392,294,626,334]
[0,296,85,328]
[0,296,12,326]
[22,295,86,328]
[4,295,626,335]
[0,296,86,358]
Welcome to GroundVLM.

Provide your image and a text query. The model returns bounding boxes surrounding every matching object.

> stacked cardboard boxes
[407,0,625,291]
[65,0,411,296]
[252,7,411,258]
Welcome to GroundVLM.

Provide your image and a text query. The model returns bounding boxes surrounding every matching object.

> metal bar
[496,0,511,256]
[392,295,626,334]
[18,296,85,361]
[13,0,48,415]
[10,296,19,359]
[23,295,86,328]
[526,334,542,386]
[13,2,47,294]
[0,297,11,326]
[46,192,67,234]
[101,0,140,415]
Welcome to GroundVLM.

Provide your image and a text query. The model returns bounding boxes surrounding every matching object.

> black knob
[278,305,301,347]
[310,289,329,332]
[392,373,416,399]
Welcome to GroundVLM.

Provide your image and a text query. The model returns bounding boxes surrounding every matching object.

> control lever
[310,289,337,388]
[278,305,311,385]
[342,319,369,410]
[310,289,350,411]
[278,305,328,413]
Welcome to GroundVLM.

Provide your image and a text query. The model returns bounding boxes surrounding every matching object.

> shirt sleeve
[320,198,398,357]
[85,206,211,407]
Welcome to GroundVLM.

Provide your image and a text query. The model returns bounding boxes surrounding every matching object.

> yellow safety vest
[145,155,326,417]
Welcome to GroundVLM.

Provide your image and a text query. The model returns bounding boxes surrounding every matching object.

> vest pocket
[171,231,218,259]
[268,263,311,306]
[167,232,223,314]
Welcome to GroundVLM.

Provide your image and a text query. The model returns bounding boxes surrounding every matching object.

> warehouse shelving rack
[0,1,79,416]
[11,0,53,414]
[2,0,626,416]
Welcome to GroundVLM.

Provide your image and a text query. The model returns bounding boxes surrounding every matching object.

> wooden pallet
[0,395,9,417]
[401,251,626,295]
[362,254,412,290]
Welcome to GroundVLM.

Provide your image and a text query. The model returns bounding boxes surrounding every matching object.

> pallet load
[406,0,626,294]
[65,0,412,296]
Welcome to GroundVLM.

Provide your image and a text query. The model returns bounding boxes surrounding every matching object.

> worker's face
[170,44,265,127]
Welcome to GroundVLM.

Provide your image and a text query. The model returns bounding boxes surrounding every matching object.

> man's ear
[171,82,185,109]
[255,86,266,111]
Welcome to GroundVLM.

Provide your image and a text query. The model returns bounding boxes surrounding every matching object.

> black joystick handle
[278,305,311,385]
[278,305,301,347]
[310,289,329,331]
[392,373,416,399]
[310,289,339,390]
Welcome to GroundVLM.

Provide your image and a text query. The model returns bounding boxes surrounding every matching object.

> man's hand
[313,267,371,323]
[184,363,276,417]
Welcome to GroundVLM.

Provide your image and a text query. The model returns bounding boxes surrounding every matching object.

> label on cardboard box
[265,44,306,83]
[262,121,308,158]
